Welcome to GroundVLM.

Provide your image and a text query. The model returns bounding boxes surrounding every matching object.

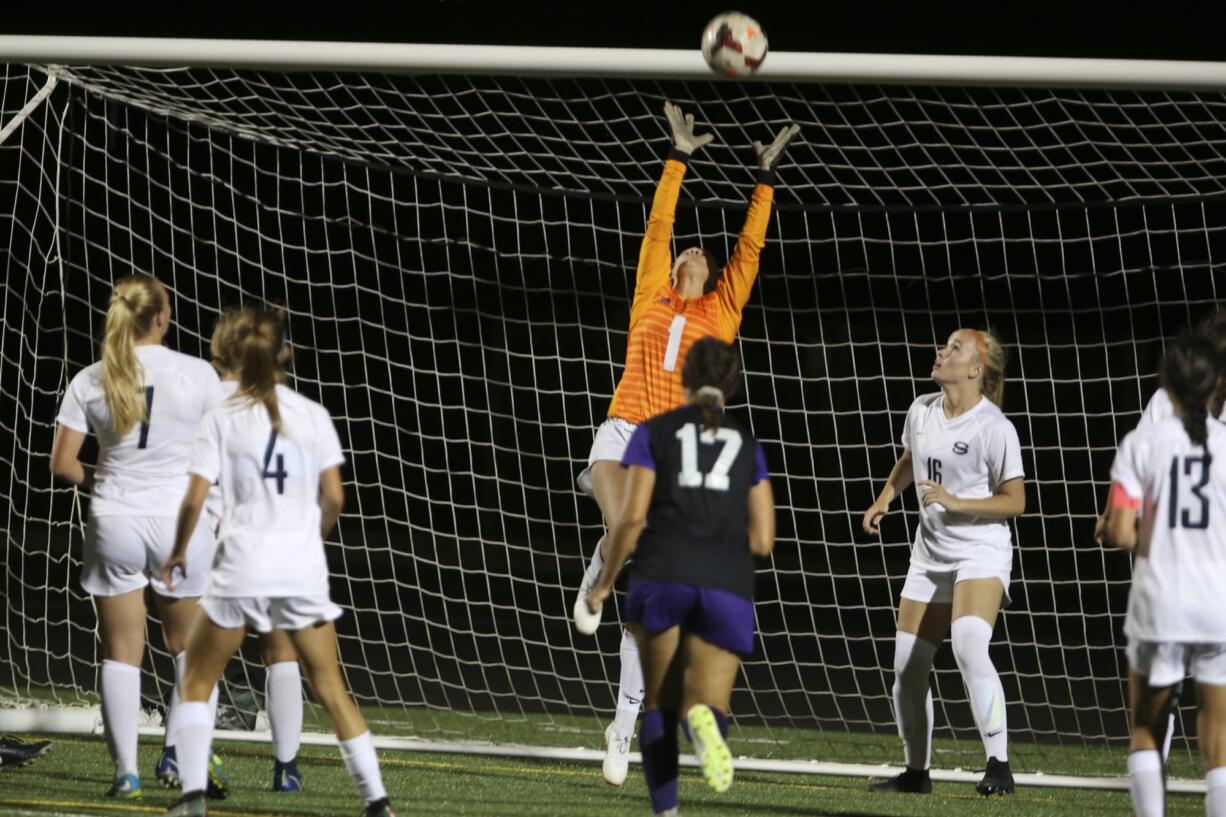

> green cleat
[205,752,229,800]
[687,703,733,793]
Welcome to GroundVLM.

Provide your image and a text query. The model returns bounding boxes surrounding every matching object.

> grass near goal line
[0,723,1208,817]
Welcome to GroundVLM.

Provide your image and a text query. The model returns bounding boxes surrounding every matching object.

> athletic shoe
[602,723,630,786]
[364,797,397,817]
[105,772,143,799]
[273,758,304,792]
[687,704,733,793]
[868,766,933,793]
[206,752,229,800]
[162,790,208,817]
[155,746,180,787]
[976,756,1015,796]
[0,735,51,768]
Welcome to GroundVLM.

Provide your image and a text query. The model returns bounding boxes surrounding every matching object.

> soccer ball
[700,12,768,77]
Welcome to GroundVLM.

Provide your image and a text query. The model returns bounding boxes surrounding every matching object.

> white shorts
[82,513,216,598]
[576,417,637,496]
[200,595,344,634]
[900,562,1012,606]
[1127,640,1226,687]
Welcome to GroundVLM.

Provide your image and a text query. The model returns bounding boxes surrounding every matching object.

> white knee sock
[1129,749,1164,817]
[891,631,936,770]
[266,661,304,763]
[173,700,213,795]
[339,731,387,804]
[583,536,606,585]
[101,659,142,778]
[612,628,644,737]
[165,651,188,749]
[950,616,1008,762]
[1206,766,1226,817]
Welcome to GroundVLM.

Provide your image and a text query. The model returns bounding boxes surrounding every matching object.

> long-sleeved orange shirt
[608,158,774,425]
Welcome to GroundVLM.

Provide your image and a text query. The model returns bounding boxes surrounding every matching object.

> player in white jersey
[49,275,227,799]
[159,308,395,817]
[861,328,1025,797]
[1106,333,1226,817]
[153,308,308,794]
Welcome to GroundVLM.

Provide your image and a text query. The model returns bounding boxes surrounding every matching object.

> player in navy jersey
[578,337,775,816]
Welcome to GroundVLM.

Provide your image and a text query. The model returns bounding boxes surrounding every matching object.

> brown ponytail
[209,307,244,377]
[232,308,287,432]
[101,275,165,437]
[681,337,742,431]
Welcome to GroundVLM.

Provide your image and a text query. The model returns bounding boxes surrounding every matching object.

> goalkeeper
[573,100,798,786]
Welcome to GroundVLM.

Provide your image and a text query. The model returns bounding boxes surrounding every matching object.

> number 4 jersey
[1111,417,1226,642]
[189,384,345,598]
[56,345,224,517]
[620,403,770,601]
[902,392,1025,573]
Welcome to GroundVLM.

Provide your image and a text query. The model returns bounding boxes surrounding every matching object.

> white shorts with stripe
[576,417,637,496]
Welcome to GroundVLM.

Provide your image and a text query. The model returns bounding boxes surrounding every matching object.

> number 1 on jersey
[662,315,686,372]
[263,430,288,494]
[137,386,155,449]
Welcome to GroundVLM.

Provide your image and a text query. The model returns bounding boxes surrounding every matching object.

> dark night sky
[5,1,1226,62]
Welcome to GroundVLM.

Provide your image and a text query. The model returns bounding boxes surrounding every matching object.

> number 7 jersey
[1111,416,1226,642]
[189,384,345,598]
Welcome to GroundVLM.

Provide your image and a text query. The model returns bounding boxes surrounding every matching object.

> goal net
[4,56,1226,779]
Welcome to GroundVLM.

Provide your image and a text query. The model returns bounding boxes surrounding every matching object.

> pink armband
[1109,482,1140,510]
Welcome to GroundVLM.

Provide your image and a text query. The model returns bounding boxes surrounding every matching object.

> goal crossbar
[4,35,1226,89]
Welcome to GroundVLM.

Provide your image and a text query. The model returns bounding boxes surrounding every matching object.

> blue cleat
[272,758,304,792]
[155,746,180,787]
[105,772,142,799]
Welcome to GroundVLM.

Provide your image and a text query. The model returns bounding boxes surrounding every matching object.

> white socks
[1207,766,1226,817]
[266,661,304,763]
[612,628,644,738]
[583,536,605,586]
[339,731,387,804]
[173,701,213,795]
[166,651,219,752]
[100,659,141,778]
[1129,749,1164,817]
[891,631,936,770]
[950,616,1008,762]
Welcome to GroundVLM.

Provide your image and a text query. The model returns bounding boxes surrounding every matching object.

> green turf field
[0,732,1207,817]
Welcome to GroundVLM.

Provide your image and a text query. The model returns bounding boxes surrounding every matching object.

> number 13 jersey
[901,393,1024,573]
[620,404,770,600]
[189,384,345,598]
[1111,417,1226,642]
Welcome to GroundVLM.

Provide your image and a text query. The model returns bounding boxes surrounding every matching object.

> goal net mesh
[4,61,1226,773]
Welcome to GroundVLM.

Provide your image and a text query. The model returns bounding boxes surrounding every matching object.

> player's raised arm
[714,123,800,338]
[629,102,714,323]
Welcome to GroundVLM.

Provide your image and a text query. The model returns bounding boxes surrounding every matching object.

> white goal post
[4,37,1226,795]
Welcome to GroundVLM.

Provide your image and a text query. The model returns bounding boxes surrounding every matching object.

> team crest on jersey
[658,297,671,304]
[953,441,970,455]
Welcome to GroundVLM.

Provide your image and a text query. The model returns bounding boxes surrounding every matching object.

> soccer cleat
[976,756,1015,796]
[0,735,51,768]
[687,704,733,793]
[364,797,397,817]
[272,757,304,792]
[868,766,933,793]
[206,752,229,800]
[105,772,143,799]
[163,790,208,817]
[155,746,180,787]
[602,723,631,786]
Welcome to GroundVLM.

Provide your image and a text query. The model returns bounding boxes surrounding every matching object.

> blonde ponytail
[232,308,287,432]
[209,307,243,377]
[101,275,165,438]
[968,327,1008,407]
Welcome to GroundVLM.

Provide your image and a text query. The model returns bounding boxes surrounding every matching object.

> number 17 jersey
[1111,417,1226,642]
[189,384,345,598]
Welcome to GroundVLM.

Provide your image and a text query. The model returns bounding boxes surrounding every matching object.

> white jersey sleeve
[189,411,224,485]
[56,372,92,433]
[982,415,1025,486]
[313,405,345,471]
[1109,429,1145,500]
[1136,388,1174,436]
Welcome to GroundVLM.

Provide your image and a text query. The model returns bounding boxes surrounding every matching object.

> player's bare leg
[1128,669,1175,817]
[581,458,642,786]
[631,624,685,816]
[286,622,394,817]
[869,598,949,794]
[1199,682,1226,817]
[96,589,146,798]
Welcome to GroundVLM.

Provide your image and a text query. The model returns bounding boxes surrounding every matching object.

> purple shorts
[624,579,756,657]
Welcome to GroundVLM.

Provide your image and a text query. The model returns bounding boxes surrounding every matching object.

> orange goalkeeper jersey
[608,157,774,425]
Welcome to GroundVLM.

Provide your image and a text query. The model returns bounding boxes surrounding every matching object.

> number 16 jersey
[902,393,1024,573]
[1111,417,1226,643]
[189,384,345,598]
